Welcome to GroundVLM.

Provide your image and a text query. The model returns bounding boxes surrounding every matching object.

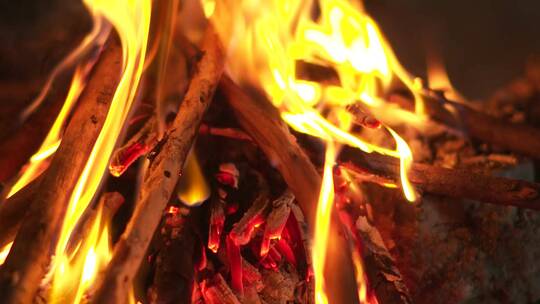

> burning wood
[3,0,540,303]
[200,273,241,304]
[388,91,540,160]
[0,33,123,304]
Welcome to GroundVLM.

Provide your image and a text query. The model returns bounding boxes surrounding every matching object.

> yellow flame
[45,0,151,301]
[202,0,216,18]
[210,0,419,201]
[0,242,13,266]
[351,248,369,303]
[312,142,336,304]
[389,129,417,202]
[177,152,210,206]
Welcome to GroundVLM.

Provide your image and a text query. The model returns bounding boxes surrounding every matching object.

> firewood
[0,179,39,250]
[90,26,226,304]
[342,151,540,210]
[199,124,252,142]
[0,33,122,304]
[109,115,159,177]
[200,273,241,304]
[260,191,294,257]
[389,91,540,160]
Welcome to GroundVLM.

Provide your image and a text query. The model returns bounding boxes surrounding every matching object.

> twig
[90,26,226,304]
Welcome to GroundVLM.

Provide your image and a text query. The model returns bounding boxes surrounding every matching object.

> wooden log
[342,151,540,210]
[0,34,122,304]
[90,26,226,304]
[296,60,540,159]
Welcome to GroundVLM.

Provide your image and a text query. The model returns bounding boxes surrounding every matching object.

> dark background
[366,0,540,99]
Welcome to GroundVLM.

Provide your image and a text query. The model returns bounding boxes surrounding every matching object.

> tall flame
[312,142,336,304]
[45,0,151,302]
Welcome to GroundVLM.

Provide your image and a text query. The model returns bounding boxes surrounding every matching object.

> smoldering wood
[0,33,122,304]
[343,151,540,210]
[109,115,159,177]
[90,26,226,304]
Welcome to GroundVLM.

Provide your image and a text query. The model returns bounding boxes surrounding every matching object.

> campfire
[1,0,540,303]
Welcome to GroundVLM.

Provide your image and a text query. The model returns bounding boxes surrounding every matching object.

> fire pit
[1,0,539,303]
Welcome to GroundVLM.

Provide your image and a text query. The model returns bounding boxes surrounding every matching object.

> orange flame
[427,52,467,104]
